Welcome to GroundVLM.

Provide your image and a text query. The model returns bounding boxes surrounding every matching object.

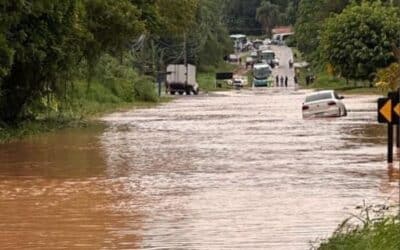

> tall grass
[0,54,161,142]
[197,62,238,92]
[298,69,383,95]
[318,216,400,250]
[315,203,400,250]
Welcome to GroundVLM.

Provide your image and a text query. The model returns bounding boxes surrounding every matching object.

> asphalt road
[271,45,296,88]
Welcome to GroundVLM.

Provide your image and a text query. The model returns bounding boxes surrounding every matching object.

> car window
[334,92,340,99]
[305,92,333,103]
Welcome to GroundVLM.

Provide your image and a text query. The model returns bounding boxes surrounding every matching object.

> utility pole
[184,33,188,88]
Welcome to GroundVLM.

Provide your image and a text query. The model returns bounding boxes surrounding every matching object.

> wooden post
[388,124,393,163]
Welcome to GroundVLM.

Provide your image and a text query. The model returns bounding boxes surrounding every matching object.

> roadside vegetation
[292,1,400,95]
[0,0,233,142]
[315,204,400,250]
[318,217,400,250]
[198,63,237,92]
[297,69,384,95]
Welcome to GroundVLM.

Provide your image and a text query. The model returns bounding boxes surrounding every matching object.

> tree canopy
[0,0,233,124]
[320,2,400,81]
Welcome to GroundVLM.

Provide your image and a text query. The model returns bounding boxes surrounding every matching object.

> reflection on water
[0,125,107,178]
[0,90,398,249]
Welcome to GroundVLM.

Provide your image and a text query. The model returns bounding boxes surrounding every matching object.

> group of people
[305,75,315,85]
[274,75,298,88]
[275,75,289,88]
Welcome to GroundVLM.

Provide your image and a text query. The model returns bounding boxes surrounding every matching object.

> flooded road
[0,88,398,249]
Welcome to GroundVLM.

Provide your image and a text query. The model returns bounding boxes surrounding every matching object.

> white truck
[166,64,199,95]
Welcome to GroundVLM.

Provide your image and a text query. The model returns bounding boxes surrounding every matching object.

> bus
[272,32,294,44]
[253,63,272,87]
[230,34,247,51]
[260,50,278,68]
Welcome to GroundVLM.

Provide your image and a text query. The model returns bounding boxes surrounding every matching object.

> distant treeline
[225,0,300,35]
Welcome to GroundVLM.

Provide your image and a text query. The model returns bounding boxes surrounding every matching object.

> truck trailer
[166,64,199,95]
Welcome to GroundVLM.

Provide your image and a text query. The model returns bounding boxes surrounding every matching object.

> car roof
[253,63,271,69]
[306,90,334,96]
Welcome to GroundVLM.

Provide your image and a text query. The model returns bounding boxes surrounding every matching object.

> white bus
[230,34,247,51]
[272,32,294,44]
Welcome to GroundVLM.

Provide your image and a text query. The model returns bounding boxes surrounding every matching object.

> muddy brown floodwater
[0,89,398,250]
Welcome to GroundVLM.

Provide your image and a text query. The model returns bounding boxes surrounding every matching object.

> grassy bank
[291,47,384,95]
[0,59,237,142]
[297,69,384,95]
[197,62,238,92]
[0,62,170,143]
[318,216,400,249]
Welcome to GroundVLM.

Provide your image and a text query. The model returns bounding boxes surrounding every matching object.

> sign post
[388,124,394,163]
[216,72,233,89]
[377,92,400,163]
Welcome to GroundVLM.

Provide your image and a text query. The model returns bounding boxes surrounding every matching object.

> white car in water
[302,90,347,118]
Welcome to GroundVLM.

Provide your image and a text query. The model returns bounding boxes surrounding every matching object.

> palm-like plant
[256,1,280,37]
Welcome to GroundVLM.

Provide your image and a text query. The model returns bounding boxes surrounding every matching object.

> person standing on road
[280,76,284,87]
[275,75,279,87]
[285,76,288,88]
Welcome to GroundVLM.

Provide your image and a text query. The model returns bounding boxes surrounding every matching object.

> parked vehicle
[245,57,254,68]
[166,64,199,95]
[263,38,272,45]
[228,54,240,63]
[272,33,294,43]
[260,50,278,68]
[250,51,258,61]
[302,90,347,118]
[258,45,271,51]
[227,76,247,89]
[252,39,263,50]
[253,63,272,87]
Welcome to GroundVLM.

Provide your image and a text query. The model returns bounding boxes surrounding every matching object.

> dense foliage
[0,0,232,124]
[294,0,400,83]
[320,2,400,82]
[225,0,299,35]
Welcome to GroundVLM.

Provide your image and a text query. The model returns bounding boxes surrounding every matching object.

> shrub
[133,76,158,102]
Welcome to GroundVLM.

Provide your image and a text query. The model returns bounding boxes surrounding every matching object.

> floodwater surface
[0,89,398,249]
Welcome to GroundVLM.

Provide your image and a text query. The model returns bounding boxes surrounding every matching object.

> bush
[285,36,296,47]
[94,54,136,102]
[133,76,158,102]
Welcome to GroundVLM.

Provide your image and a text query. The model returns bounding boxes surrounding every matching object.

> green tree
[0,1,84,123]
[224,0,263,35]
[320,2,400,82]
[82,0,144,92]
[256,1,280,36]
[156,0,198,36]
[376,47,400,91]
[294,0,350,60]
